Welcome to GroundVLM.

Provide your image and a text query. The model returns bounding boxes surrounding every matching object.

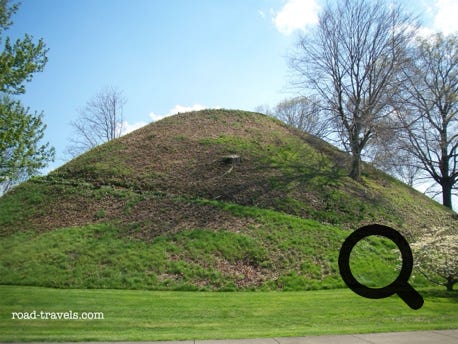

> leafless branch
[66,86,126,157]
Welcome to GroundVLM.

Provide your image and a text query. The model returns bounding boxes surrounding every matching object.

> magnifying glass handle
[397,284,424,310]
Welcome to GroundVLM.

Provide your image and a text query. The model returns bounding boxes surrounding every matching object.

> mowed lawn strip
[0,285,456,342]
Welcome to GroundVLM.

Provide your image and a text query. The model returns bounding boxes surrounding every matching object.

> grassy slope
[0,202,409,291]
[0,110,455,291]
[1,285,456,341]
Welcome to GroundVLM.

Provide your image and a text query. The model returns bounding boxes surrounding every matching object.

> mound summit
[0,109,455,290]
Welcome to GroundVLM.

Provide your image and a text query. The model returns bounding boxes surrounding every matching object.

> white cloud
[416,26,435,39]
[148,104,207,122]
[148,111,165,122]
[273,0,319,35]
[168,104,206,115]
[116,104,219,137]
[121,120,148,135]
[433,0,458,35]
[420,0,458,35]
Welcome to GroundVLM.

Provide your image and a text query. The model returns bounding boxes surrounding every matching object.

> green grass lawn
[0,285,456,342]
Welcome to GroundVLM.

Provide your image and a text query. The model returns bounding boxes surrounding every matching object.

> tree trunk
[349,156,361,181]
[442,181,453,209]
[349,143,362,181]
[445,276,455,291]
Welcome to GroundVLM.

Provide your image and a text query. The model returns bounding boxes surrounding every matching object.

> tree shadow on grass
[420,288,458,301]
[193,153,345,207]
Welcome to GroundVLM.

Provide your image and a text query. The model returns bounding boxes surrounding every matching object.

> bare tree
[367,121,421,186]
[371,143,421,187]
[396,33,458,209]
[289,0,417,180]
[254,104,273,116]
[273,96,331,139]
[67,86,126,157]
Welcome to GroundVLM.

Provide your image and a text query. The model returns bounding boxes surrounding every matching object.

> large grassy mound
[0,109,455,290]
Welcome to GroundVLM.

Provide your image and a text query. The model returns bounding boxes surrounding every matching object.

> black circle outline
[338,224,413,299]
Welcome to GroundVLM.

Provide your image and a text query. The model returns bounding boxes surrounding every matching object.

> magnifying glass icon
[338,224,424,310]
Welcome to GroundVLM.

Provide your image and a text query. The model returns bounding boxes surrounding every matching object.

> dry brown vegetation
[2,109,455,238]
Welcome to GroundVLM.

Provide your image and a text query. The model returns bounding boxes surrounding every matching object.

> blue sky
[7,0,458,170]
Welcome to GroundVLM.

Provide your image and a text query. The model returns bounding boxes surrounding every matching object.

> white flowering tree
[411,227,457,291]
